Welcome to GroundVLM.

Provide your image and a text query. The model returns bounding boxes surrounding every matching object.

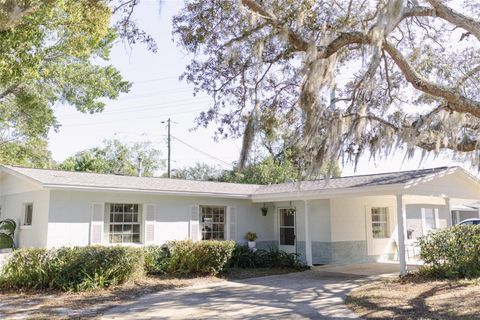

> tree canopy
[170,162,226,181]
[0,0,154,167]
[58,139,163,177]
[171,147,340,184]
[224,150,341,184]
[173,0,480,171]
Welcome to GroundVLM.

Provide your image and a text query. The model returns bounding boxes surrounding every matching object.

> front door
[278,208,296,254]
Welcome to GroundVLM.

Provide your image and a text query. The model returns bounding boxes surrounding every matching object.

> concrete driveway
[103,269,370,320]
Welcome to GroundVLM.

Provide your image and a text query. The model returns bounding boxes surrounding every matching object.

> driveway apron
[103,270,367,319]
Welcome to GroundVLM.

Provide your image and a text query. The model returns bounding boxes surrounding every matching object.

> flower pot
[261,207,268,216]
[248,241,256,249]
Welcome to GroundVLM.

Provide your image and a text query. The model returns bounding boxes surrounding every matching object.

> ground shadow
[346,278,480,320]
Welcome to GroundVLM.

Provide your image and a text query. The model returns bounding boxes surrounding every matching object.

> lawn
[346,276,480,319]
[0,268,303,319]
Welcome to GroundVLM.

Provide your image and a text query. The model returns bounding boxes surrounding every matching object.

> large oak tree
[0,0,155,167]
[173,0,480,173]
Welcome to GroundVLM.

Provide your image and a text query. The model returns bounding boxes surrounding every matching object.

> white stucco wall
[47,190,275,248]
[0,173,49,248]
[330,196,396,242]
[309,199,331,242]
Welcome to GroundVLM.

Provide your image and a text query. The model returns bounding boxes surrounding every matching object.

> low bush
[259,247,301,268]
[167,240,235,275]
[418,225,480,278]
[228,245,305,269]
[0,246,144,291]
[229,244,257,268]
[143,245,170,275]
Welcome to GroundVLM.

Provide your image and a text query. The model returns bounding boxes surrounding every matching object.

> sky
[48,0,471,177]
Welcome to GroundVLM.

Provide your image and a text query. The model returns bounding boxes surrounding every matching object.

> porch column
[396,194,407,276]
[445,197,453,227]
[304,200,313,266]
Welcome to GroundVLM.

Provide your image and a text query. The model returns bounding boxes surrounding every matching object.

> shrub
[167,240,235,275]
[418,225,480,278]
[228,245,305,269]
[0,246,144,291]
[258,247,301,268]
[229,244,258,268]
[143,245,170,275]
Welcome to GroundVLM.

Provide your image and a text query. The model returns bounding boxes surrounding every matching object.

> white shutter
[421,208,427,235]
[227,206,237,241]
[144,203,156,245]
[90,202,105,245]
[190,205,200,241]
[434,208,440,229]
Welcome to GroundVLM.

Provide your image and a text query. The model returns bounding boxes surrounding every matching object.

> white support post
[304,200,313,266]
[445,197,453,227]
[396,194,407,276]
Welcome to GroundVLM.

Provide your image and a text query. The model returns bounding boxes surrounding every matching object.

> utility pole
[167,118,171,178]
[161,118,174,178]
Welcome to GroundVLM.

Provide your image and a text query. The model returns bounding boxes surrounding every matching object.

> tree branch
[382,40,480,117]
[241,0,309,51]
[426,0,480,41]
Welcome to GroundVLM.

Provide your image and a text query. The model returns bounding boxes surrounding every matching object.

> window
[200,206,225,240]
[371,207,389,239]
[24,203,33,226]
[423,208,437,233]
[107,203,142,244]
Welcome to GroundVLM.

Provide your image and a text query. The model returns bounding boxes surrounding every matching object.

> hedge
[166,240,235,275]
[0,246,144,291]
[418,225,480,278]
[0,241,303,291]
[143,245,170,275]
[0,240,236,291]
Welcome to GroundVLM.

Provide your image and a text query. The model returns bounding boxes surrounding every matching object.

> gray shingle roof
[4,166,260,196]
[3,165,456,197]
[254,166,454,195]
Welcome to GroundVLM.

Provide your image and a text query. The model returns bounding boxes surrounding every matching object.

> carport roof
[254,166,454,195]
[0,165,468,198]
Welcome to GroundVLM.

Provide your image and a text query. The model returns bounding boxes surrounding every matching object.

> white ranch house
[1,165,479,275]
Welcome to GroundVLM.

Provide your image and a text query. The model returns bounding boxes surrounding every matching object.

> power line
[117,87,194,100]
[171,135,234,168]
[132,75,180,84]
[61,107,205,127]
[60,98,211,120]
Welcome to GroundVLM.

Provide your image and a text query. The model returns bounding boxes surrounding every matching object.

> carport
[252,166,480,276]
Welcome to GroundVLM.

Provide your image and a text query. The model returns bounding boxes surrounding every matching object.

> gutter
[43,184,253,199]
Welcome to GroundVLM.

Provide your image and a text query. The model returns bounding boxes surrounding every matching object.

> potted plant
[245,232,257,249]
[261,206,268,216]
